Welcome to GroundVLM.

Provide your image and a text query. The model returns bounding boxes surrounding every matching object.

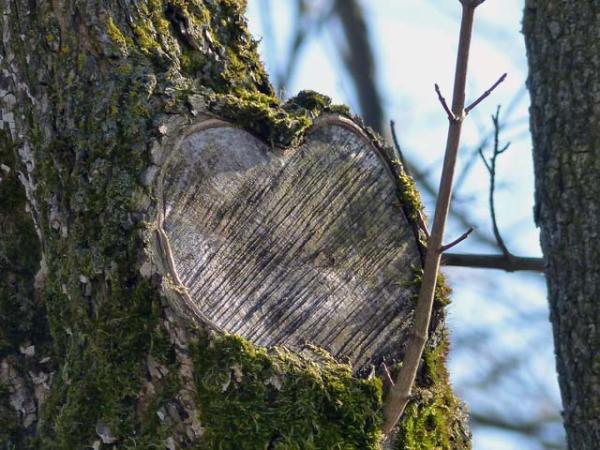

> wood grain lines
[160,118,421,372]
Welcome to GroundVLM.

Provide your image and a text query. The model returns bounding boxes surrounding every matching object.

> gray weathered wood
[157,115,421,372]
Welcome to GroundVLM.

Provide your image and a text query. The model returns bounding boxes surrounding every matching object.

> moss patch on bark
[394,338,470,450]
[192,334,383,450]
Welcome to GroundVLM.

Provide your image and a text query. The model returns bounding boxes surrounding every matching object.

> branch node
[478,147,492,173]
[465,73,507,114]
[440,227,474,252]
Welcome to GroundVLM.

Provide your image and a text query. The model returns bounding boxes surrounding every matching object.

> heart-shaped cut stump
[159,116,422,372]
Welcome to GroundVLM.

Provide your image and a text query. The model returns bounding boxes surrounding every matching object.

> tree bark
[524,1,600,448]
[0,1,469,448]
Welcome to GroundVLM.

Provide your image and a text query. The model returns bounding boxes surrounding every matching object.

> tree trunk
[523,2,600,448]
[0,1,469,448]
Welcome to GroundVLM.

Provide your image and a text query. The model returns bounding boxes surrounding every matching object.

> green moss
[148,0,172,37]
[404,267,451,308]
[107,16,132,50]
[180,49,207,74]
[132,22,161,52]
[192,334,383,449]
[593,354,600,374]
[396,170,424,225]
[39,277,176,450]
[210,90,306,146]
[395,338,470,450]
[28,48,179,448]
[433,274,452,307]
[209,89,355,146]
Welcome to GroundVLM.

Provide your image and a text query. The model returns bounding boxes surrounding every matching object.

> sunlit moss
[395,337,471,450]
[192,334,383,449]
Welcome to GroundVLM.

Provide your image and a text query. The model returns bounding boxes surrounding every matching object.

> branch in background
[333,0,385,134]
[453,85,528,193]
[442,253,544,272]
[470,411,562,440]
[382,0,497,436]
[480,105,511,257]
[278,0,336,93]
[442,107,545,273]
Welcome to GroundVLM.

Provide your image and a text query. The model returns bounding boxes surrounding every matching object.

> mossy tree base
[0,1,470,448]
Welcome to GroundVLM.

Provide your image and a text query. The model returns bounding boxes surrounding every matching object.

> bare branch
[382,0,494,435]
[487,106,512,258]
[453,85,528,195]
[465,73,507,114]
[442,110,547,274]
[417,211,430,239]
[498,142,510,154]
[435,83,456,121]
[440,227,474,252]
[442,253,545,272]
[478,146,492,173]
[334,0,385,132]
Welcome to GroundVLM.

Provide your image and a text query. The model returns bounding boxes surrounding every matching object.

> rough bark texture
[524,1,600,448]
[0,1,469,448]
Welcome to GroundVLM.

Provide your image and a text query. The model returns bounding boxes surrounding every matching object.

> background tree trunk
[524,1,600,448]
[0,1,469,448]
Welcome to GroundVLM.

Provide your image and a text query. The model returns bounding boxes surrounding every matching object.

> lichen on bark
[0,1,469,448]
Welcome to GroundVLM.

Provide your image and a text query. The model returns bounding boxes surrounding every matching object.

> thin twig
[478,146,492,173]
[380,362,395,387]
[381,0,489,435]
[454,86,527,194]
[440,227,474,252]
[440,108,546,273]
[390,120,408,172]
[417,211,430,239]
[465,73,507,114]
[439,107,550,273]
[401,155,500,248]
[435,83,456,121]
[482,106,512,258]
